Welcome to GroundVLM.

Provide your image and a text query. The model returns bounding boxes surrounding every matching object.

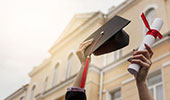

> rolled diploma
[128,18,163,75]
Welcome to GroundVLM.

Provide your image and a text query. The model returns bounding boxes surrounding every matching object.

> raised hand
[128,44,154,100]
[76,39,93,64]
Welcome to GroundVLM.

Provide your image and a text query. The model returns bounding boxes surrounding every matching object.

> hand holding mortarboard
[67,15,131,100]
[76,39,93,65]
[66,39,93,100]
[73,39,93,88]
[80,15,131,88]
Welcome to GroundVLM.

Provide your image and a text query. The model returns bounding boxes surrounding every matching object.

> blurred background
[0,0,125,99]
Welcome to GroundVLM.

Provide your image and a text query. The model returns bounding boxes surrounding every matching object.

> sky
[0,0,126,99]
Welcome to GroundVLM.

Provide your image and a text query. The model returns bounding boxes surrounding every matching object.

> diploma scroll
[128,13,164,75]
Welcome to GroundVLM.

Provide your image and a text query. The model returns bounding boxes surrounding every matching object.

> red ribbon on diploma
[80,32,104,88]
[141,13,162,39]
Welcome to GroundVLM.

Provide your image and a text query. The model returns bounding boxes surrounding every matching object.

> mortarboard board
[84,15,131,56]
[80,15,131,88]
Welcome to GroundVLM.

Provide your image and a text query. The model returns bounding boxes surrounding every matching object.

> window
[147,71,164,100]
[143,8,156,35]
[113,50,122,61]
[30,85,36,100]
[104,54,109,66]
[104,50,122,66]
[52,63,59,86]
[66,53,73,79]
[111,89,121,100]
[44,77,48,92]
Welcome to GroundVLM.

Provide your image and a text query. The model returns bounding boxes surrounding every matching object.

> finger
[131,54,151,64]
[133,50,150,59]
[131,59,150,69]
[80,41,93,51]
[144,44,153,58]
[79,39,93,48]
[80,40,93,50]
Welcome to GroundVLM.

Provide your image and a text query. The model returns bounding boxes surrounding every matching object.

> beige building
[5,0,170,100]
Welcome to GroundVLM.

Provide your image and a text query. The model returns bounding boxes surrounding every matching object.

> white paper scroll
[128,18,163,75]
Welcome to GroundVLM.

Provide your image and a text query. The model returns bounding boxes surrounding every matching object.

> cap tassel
[141,13,163,39]
[80,57,90,88]
[80,32,104,88]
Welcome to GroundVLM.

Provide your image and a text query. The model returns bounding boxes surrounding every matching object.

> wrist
[81,60,91,66]
[136,80,147,86]
[81,62,86,66]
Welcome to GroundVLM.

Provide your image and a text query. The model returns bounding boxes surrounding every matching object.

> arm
[73,39,93,88]
[65,39,93,100]
[128,44,154,100]
[73,63,86,87]
[136,82,153,100]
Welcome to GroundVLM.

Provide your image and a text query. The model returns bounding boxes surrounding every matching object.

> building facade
[5,0,170,100]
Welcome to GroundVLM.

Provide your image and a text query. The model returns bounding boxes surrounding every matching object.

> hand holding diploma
[127,32,154,100]
[128,13,164,75]
[129,44,153,81]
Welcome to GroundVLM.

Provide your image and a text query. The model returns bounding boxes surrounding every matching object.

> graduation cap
[84,15,131,56]
[80,15,131,88]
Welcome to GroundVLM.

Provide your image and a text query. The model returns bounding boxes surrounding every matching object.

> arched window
[52,63,59,86]
[66,53,73,79]
[143,8,156,36]
[43,77,48,92]
[30,85,36,100]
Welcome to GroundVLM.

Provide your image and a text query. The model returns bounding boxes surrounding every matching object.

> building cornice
[107,0,139,19]
[29,58,51,77]
[89,64,101,73]
[5,84,28,100]
[163,61,170,68]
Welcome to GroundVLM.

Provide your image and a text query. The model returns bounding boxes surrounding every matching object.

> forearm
[73,63,86,88]
[136,81,154,100]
